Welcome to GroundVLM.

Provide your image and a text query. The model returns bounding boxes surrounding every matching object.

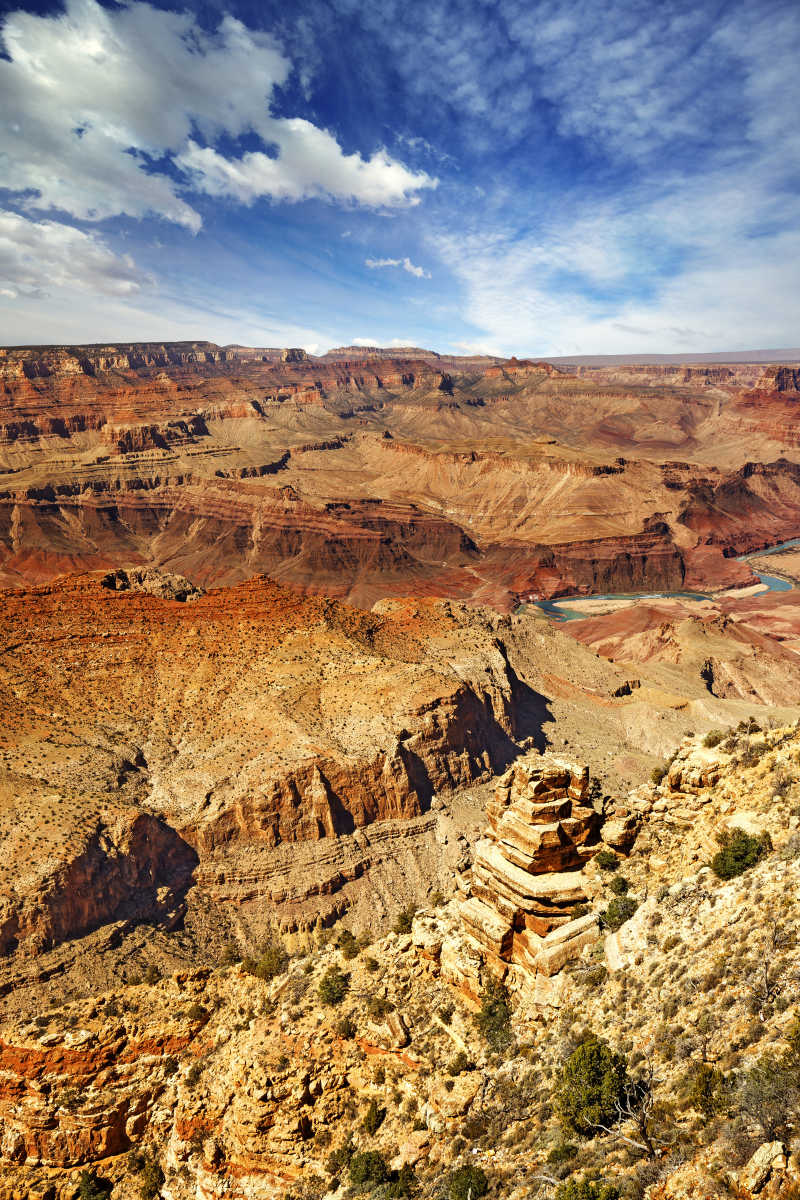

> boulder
[740,1141,787,1192]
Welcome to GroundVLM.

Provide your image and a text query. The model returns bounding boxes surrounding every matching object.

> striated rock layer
[458,755,603,986]
[4,342,800,603]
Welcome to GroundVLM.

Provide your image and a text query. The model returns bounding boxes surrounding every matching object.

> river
[532,537,799,622]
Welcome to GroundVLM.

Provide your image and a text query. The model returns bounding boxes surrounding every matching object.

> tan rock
[740,1141,787,1193]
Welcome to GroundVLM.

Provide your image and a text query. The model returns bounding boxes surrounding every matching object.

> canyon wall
[2,342,800,603]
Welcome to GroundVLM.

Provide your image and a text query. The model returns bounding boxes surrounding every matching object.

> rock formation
[459,755,602,984]
[4,340,800,602]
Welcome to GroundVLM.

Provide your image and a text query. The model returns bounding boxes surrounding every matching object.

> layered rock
[458,756,602,982]
[3,339,800,602]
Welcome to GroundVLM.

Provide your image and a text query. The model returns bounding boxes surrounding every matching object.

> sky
[0,0,799,356]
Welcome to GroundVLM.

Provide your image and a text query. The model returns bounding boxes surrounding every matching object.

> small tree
[711,828,772,880]
[448,1164,488,1200]
[337,929,360,960]
[318,966,349,1006]
[77,1171,112,1200]
[242,941,288,981]
[393,905,417,935]
[600,896,638,931]
[738,1051,800,1140]
[349,1150,388,1190]
[557,1035,628,1134]
[474,977,512,1052]
[363,1097,386,1136]
[682,1061,728,1118]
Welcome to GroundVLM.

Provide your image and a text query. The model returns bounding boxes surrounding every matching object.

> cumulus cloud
[177,128,432,208]
[0,210,144,298]
[0,0,435,229]
[365,256,430,278]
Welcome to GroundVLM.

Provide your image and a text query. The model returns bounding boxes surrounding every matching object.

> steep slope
[4,343,800,603]
[3,726,800,1199]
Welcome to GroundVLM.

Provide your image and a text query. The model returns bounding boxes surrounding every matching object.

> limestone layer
[459,755,602,978]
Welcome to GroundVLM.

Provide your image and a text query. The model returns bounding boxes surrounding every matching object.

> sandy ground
[747,550,800,585]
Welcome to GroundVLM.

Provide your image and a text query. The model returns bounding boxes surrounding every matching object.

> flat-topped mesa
[459,754,602,982]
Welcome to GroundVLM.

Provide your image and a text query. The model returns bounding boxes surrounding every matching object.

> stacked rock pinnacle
[460,755,602,979]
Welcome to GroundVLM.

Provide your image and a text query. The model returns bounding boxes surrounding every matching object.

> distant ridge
[543,349,800,366]
[2,340,799,366]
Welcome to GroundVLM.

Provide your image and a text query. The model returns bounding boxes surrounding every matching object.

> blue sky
[0,0,798,355]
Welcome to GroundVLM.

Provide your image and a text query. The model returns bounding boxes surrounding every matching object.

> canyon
[3,341,800,1198]
[2,342,800,606]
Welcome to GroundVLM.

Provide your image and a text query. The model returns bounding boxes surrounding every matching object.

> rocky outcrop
[100,565,203,602]
[456,755,602,986]
[0,808,196,958]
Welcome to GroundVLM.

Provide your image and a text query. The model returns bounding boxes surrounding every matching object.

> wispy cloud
[0,210,144,298]
[365,256,430,278]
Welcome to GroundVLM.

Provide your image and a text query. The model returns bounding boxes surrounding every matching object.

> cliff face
[0,573,526,966]
[2,342,800,602]
[0,808,196,958]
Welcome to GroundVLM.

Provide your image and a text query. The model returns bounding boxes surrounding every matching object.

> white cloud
[432,167,800,356]
[0,210,144,298]
[0,0,435,229]
[365,256,430,278]
[177,128,433,208]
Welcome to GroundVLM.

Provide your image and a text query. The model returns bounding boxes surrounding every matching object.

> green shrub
[595,850,619,871]
[608,875,629,895]
[337,929,360,960]
[186,1003,207,1021]
[703,729,725,748]
[127,1150,164,1200]
[600,896,638,931]
[682,1061,728,1117]
[318,966,349,1006]
[556,1035,628,1134]
[242,942,289,982]
[387,1163,418,1197]
[349,1150,389,1190]
[367,995,395,1019]
[142,963,161,985]
[327,1136,355,1178]
[474,978,512,1051]
[650,765,667,785]
[336,1014,357,1039]
[448,1165,488,1200]
[219,941,240,966]
[738,1050,800,1140]
[711,829,772,880]
[363,1097,386,1136]
[555,1177,620,1200]
[393,905,417,935]
[447,1050,473,1076]
[546,1142,577,1163]
[77,1171,112,1200]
